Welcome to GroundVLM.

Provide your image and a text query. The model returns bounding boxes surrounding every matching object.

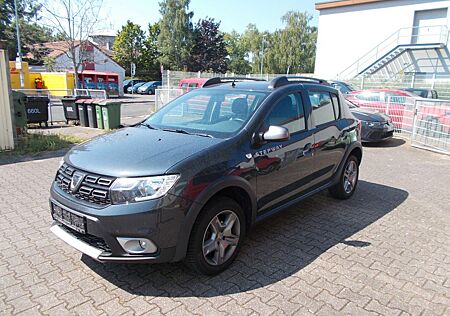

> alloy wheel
[202,210,241,266]
[343,160,358,194]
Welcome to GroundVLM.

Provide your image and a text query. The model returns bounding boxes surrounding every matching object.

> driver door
[255,92,315,213]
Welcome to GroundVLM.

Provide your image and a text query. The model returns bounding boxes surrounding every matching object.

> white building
[29,40,125,96]
[314,0,450,80]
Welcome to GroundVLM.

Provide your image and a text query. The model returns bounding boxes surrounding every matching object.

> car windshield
[142,88,269,138]
[142,82,154,87]
[133,82,145,87]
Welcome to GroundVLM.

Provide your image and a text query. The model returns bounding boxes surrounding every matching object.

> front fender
[171,175,257,262]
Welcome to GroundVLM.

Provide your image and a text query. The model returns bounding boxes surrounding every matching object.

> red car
[346,89,450,136]
[345,89,418,131]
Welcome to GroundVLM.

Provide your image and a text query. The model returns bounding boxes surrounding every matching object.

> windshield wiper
[162,128,213,138]
[140,122,159,130]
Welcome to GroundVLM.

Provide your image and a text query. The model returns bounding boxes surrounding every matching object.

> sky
[100,0,319,34]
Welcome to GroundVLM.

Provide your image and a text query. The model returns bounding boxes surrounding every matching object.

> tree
[224,31,250,74]
[0,0,54,60]
[157,0,193,70]
[112,21,145,76]
[241,24,263,73]
[187,18,227,73]
[265,11,317,74]
[139,22,161,80]
[41,0,103,87]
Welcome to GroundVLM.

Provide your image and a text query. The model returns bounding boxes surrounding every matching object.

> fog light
[116,237,157,254]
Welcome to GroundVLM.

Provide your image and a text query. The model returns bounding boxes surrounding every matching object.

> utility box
[12,91,27,129]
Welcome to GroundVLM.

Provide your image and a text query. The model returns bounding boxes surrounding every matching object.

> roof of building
[27,40,114,59]
[315,0,388,10]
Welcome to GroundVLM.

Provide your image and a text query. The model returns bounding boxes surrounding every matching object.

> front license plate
[52,203,86,234]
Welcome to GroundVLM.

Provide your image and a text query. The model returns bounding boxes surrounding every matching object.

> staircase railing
[338,25,449,79]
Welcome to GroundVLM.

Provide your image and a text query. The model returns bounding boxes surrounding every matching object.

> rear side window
[308,91,336,126]
[331,94,340,119]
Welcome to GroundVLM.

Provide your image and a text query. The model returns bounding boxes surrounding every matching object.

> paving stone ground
[1,138,449,315]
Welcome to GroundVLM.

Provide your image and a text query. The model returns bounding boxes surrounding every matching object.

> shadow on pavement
[82,180,408,297]
[363,137,406,148]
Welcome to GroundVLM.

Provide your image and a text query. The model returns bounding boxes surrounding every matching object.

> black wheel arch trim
[172,175,257,262]
[332,142,363,186]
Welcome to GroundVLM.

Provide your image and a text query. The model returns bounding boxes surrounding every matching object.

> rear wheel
[184,197,245,275]
[329,155,359,199]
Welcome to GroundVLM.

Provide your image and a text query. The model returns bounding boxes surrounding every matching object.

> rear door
[255,92,315,213]
[307,89,346,185]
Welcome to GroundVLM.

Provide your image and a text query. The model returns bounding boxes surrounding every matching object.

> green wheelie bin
[98,100,121,130]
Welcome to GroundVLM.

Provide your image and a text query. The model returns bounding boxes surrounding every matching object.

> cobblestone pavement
[1,139,449,315]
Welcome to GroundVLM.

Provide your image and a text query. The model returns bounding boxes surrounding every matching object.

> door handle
[302,143,312,156]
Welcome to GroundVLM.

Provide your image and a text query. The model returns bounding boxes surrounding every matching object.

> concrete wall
[0,50,15,151]
[314,0,450,79]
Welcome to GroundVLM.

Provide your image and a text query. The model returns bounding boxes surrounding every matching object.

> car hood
[65,127,223,177]
[350,107,389,122]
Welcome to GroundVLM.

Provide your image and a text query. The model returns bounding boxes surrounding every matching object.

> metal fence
[345,94,450,155]
[345,73,450,100]
[411,99,450,154]
[155,88,183,110]
[162,70,314,88]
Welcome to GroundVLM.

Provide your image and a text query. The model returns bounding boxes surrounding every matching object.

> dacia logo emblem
[70,171,85,193]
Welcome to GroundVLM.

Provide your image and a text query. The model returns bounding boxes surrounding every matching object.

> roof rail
[269,76,330,89]
[203,77,266,87]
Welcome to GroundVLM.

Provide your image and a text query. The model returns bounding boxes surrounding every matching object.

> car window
[146,88,268,138]
[181,83,188,88]
[308,91,336,126]
[331,94,340,119]
[266,93,305,134]
[384,92,406,104]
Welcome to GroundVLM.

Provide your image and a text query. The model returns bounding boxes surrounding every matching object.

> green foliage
[139,23,162,80]
[157,0,193,70]
[0,0,54,60]
[112,20,146,76]
[0,133,84,156]
[187,18,227,73]
[43,56,56,71]
[224,31,250,74]
[265,11,317,74]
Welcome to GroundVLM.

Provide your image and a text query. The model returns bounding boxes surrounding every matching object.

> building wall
[0,50,15,150]
[53,45,125,96]
[314,0,450,79]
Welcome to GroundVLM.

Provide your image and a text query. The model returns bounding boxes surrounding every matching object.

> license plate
[52,203,86,234]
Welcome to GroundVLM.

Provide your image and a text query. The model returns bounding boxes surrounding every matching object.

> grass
[0,133,85,157]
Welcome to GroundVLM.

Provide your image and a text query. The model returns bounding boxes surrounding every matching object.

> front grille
[60,224,111,253]
[55,163,115,205]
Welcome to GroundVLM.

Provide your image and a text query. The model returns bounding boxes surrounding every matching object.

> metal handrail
[338,25,448,79]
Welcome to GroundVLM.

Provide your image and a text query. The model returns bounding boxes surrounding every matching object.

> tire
[184,197,246,275]
[329,155,359,200]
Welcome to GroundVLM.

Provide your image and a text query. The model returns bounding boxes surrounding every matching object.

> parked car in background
[400,88,438,99]
[346,99,394,142]
[329,80,357,94]
[49,76,362,275]
[127,82,145,94]
[137,81,162,95]
[179,77,209,93]
[345,89,418,129]
[123,79,145,93]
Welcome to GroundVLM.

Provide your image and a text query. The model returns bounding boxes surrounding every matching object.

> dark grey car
[50,76,363,274]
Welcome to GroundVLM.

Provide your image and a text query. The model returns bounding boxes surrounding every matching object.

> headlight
[110,175,180,204]
[368,121,383,127]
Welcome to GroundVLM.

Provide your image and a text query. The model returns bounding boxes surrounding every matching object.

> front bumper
[361,122,394,142]
[50,183,192,263]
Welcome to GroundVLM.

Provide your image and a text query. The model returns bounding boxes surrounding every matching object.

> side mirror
[262,125,290,142]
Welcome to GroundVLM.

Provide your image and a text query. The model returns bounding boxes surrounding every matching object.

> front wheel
[184,197,246,275]
[329,155,359,199]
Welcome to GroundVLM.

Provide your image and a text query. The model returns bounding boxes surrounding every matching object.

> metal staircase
[338,25,449,79]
